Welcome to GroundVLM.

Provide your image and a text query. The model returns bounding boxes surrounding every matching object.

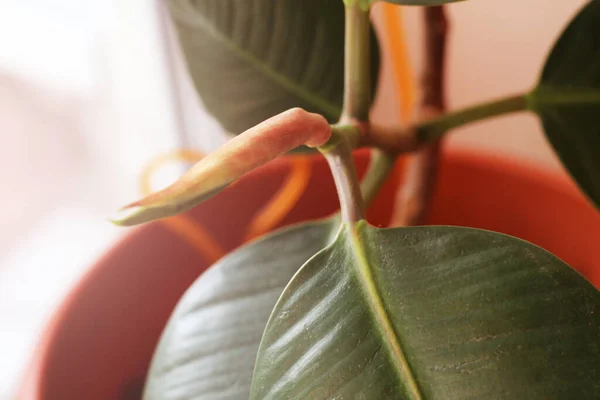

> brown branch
[361,123,419,153]
[391,5,449,227]
[421,6,448,113]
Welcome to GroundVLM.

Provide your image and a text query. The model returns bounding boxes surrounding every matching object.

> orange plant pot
[18,148,600,400]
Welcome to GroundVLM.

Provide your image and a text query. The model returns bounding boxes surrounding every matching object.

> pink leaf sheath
[111,108,331,226]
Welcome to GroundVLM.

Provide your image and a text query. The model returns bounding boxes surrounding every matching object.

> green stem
[342,4,371,122]
[320,2,372,223]
[361,149,395,205]
[416,93,528,142]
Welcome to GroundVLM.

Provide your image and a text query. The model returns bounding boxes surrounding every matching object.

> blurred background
[0,0,585,398]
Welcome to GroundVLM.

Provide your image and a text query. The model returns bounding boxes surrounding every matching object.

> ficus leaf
[251,223,600,399]
[166,0,380,134]
[111,109,331,226]
[143,218,340,400]
[528,0,600,208]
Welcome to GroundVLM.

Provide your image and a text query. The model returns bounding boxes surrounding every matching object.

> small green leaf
[166,0,379,134]
[529,0,600,208]
[143,218,340,400]
[251,223,600,399]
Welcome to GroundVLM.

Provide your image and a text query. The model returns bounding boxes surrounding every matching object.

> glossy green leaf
[529,0,600,207]
[251,222,600,399]
[143,218,339,400]
[166,0,379,134]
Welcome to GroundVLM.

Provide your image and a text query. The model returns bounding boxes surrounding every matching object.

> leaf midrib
[170,1,341,121]
[347,222,423,399]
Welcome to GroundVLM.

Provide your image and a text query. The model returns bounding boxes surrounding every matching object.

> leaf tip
[109,204,158,227]
[297,109,332,148]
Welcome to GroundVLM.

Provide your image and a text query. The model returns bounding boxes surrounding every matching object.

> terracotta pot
[19,148,600,400]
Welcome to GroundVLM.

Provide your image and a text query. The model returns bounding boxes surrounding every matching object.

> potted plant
[22,0,600,399]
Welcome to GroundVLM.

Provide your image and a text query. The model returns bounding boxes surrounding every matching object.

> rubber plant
[112,0,600,398]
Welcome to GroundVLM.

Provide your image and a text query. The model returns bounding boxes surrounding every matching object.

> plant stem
[321,133,365,222]
[321,2,372,223]
[361,149,396,205]
[416,93,528,142]
[392,5,448,227]
[360,93,528,154]
[342,4,372,122]
[421,6,447,113]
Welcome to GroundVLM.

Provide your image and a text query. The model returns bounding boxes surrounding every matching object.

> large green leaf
[166,0,379,134]
[143,218,339,400]
[251,222,600,399]
[529,0,600,207]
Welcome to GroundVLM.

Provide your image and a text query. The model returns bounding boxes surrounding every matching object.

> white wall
[372,0,587,169]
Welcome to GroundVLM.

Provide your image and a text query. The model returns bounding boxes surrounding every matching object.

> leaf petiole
[415,93,528,142]
[360,150,396,205]
[319,127,366,223]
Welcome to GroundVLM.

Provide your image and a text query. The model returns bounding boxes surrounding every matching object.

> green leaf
[251,223,600,399]
[529,0,600,208]
[166,0,380,134]
[143,218,339,400]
